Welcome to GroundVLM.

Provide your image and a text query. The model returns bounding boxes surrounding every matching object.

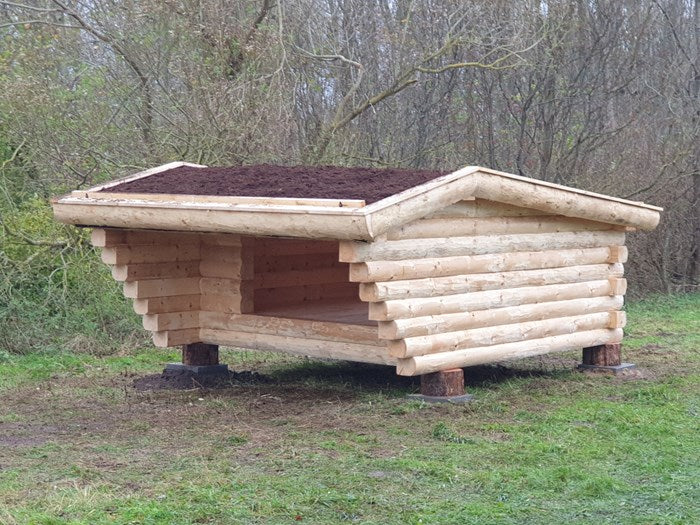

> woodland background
[0,0,698,353]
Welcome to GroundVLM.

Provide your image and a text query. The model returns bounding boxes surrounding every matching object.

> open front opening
[250,237,374,326]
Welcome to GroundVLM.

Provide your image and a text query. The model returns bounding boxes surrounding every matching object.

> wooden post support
[582,343,621,366]
[182,343,219,366]
[421,368,465,397]
[407,368,473,403]
[163,342,229,384]
[579,343,636,374]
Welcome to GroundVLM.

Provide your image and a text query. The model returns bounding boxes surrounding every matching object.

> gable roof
[52,162,662,241]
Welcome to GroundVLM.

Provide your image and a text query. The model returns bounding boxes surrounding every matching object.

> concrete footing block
[164,363,230,377]
[577,362,637,375]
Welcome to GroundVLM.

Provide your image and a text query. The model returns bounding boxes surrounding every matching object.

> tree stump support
[577,343,636,374]
[407,368,473,403]
[164,343,229,377]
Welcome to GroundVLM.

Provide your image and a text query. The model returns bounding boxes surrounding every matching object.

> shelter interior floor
[255,298,376,326]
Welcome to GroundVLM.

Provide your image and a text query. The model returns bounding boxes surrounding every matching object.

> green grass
[0,294,698,524]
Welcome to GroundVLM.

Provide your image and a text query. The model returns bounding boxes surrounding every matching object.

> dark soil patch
[133,369,271,391]
[105,164,448,204]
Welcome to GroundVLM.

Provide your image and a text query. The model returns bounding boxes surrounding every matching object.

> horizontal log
[92,228,244,249]
[254,238,339,256]
[397,328,624,376]
[101,244,200,265]
[123,277,200,299]
[254,267,349,289]
[54,199,372,240]
[112,261,199,282]
[379,295,625,339]
[152,328,201,348]
[360,263,624,301]
[91,228,197,247]
[201,245,242,263]
[349,246,627,282]
[339,231,625,263]
[200,293,249,314]
[199,277,249,295]
[254,252,341,273]
[143,311,200,331]
[90,191,366,209]
[200,312,380,345]
[200,329,394,366]
[473,171,660,230]
[254,282,358,309]
[200,233,243,246]
[386,215,614,240]
[133,294,200,315]
[424,198,546,219]
[390,311,623,358]
[369,278,626,321]
[199,259,245,279]
[362,173,480,236]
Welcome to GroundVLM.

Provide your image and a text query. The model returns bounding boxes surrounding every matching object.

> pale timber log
[254,238,338,256]
[386,215,616,240]
[199,259,245,279]
[369,279,626,321]
[54,198,373,240]
[87,192,366,209]
[254,282,358,309]
[360,263,624,301]
[200,312,380,345]
[472,170,660,231]
[379,295,625,339]
[424,199,547,219]
[143,311,200,331]
[339,231,625,262]
[350,246,628,282]
[91,228,241,248]
[254,267,349,289]
[133,294,201,315]
[390,311,626,358]
[112,261,200,282]
[200,329,394,365]
[101,244,200,265]
[123,277,201,299]
[255,252,341,273]
[396,328,624,376]
[362,170,480,237]
[152,328,201,347]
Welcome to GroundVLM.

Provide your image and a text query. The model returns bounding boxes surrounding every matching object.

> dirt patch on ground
[104,164,447,203]
[133,368,271,391]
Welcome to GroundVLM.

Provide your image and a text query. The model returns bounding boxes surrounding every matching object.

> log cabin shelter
[52,162,661,391]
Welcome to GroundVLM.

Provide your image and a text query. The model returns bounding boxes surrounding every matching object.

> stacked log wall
[92,228,249,348]
[251,238,357,310]
[342,199,629,376]
[91,229,391,365]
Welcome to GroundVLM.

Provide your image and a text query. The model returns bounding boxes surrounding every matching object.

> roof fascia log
[52,164,662,240]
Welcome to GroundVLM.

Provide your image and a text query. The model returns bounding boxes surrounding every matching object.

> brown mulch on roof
[103,164,448,204]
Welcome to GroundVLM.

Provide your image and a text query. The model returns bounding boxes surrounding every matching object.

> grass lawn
[0,294,698,524]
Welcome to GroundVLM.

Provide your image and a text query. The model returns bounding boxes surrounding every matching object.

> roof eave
[52,196,373,240]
